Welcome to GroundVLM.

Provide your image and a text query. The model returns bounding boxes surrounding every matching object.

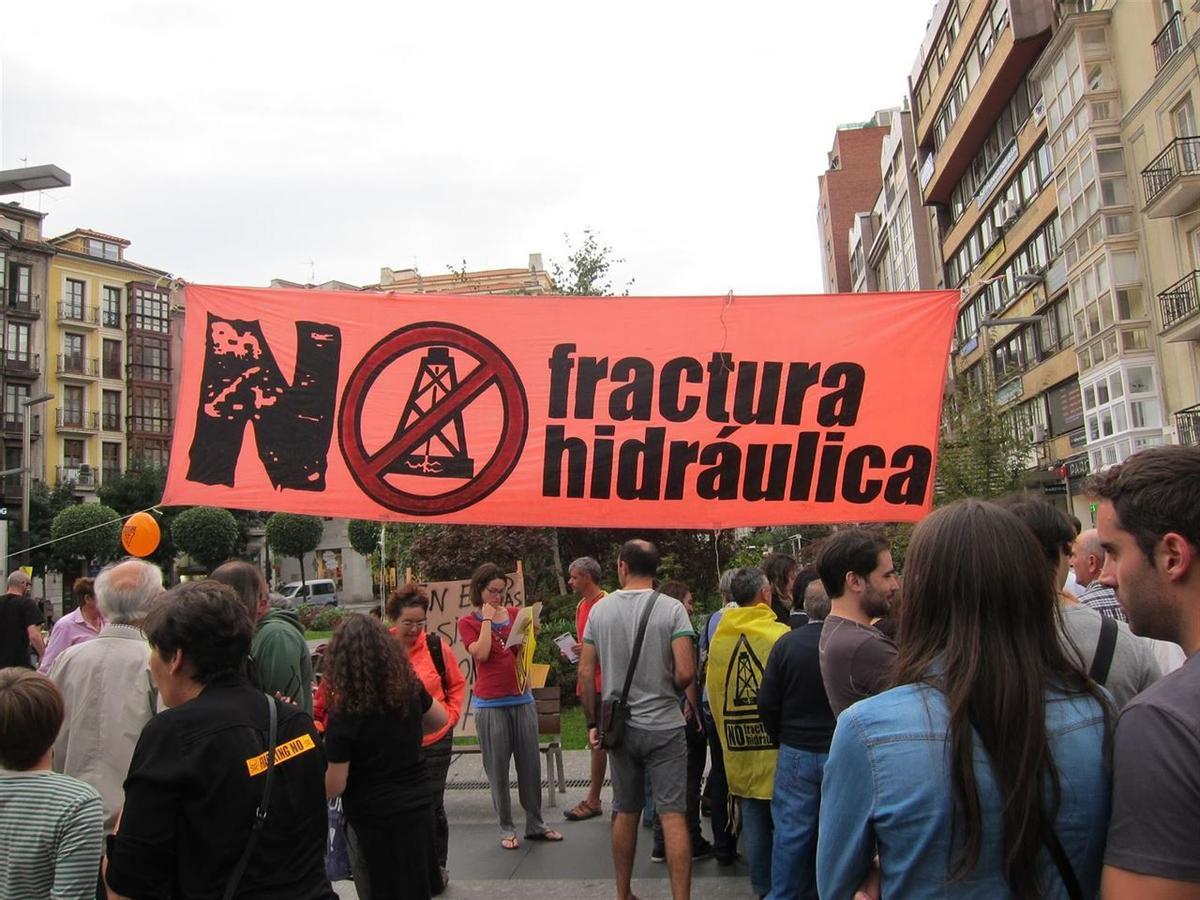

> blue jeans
[740,796,773,898]
[767,745,827,900]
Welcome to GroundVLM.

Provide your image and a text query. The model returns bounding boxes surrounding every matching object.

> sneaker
[715,849,738,866]
[650,847,666,863]
[692,838,715,861]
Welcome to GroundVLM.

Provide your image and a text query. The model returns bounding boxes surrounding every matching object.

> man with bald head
[49,558,164,834]
[0,569,43,667]
[1073,528,1127,621]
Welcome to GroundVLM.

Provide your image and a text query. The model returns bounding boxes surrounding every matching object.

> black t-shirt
[325,687,433,824]
[757,620,837,753]
[0,591,41,668]
[105,675,335,900]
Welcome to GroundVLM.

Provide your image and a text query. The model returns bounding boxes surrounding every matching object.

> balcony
[101,467,122,485]
[0,413,40,436]
[4,292,39,317]
[57,354,99,378]
[102,411,122,432]
[56,409,100,433]
[1154,12,1184,73]
[56,465,96,490]
[1,353,40,378]
[1159,270,1200,340]
[57,302,100,327]
[1176,403,1200,446]
[1142,137,1200,218]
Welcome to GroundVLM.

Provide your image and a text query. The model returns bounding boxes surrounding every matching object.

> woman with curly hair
[457,563,562,850]
[324,614,447,900]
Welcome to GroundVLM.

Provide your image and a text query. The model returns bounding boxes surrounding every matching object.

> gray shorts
[608,725,687,815]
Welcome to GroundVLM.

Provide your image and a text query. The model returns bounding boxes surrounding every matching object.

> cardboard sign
[164,285,959,526]
[421,569,525,737]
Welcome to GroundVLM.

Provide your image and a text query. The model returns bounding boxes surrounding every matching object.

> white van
[279,579,339,607]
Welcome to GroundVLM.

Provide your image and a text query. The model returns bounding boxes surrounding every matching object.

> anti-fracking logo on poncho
[721,634,773,751]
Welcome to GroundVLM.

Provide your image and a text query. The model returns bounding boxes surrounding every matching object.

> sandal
[501,835,520,850]
[526,829,564,842]
[564,800,602,821]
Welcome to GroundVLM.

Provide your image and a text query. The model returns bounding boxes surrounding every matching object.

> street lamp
[0,165,71,196]
[20,393,54,564]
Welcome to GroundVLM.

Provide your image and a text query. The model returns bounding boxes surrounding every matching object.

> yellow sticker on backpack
[245,733,316,776]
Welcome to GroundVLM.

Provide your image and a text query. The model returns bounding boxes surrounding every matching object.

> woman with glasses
[457,563,563,850]
[388,584,466,890]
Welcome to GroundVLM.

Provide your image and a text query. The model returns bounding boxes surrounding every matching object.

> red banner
[163,285,958,527]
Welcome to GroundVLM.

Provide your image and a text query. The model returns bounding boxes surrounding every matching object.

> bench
[451,686,567,807]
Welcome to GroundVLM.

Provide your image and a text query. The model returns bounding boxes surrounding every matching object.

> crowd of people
[0,444,1197,899]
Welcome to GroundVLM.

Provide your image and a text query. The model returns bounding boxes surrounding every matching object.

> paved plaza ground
[331,749,752,899]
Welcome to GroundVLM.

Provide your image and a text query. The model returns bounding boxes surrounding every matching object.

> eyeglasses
[398,619,427,629]
[484,586,505,596]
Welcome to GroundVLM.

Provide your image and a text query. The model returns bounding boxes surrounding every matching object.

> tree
[97,463,179,573]
[25,481,77,576]
[549,228,634,296]
[172,506,240,572]
[265,513,324,588]
[937,384,1033,503]
[51,504,121,567]
[347,520,381,558]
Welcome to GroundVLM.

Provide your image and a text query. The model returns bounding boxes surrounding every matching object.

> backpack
[426,631,450,695]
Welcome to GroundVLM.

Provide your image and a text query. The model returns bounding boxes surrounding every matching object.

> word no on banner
[163,286,959,527]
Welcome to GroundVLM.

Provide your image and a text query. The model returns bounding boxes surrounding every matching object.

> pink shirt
[38,607,105,673]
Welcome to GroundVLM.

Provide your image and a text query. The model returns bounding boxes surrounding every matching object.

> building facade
[0,203,52,517]
[44,229,171,496]
[817,113,893,293]
[910,0,1092,517]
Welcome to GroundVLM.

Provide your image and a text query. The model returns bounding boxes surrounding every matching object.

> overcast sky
[1,1,935,295]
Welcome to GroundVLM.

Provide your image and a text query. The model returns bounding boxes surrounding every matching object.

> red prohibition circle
[338,322,528,515]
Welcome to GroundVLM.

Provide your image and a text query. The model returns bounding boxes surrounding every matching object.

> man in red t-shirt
[563,556,607,821]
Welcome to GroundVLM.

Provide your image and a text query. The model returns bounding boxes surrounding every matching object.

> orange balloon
[122,512,161,557]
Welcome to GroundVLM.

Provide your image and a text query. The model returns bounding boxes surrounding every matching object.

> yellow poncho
[705,604,789,799]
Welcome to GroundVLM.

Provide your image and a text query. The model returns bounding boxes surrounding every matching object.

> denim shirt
[817,683,1110,899]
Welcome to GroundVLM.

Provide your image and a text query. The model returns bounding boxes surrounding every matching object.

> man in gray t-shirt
[580,540,695,900]
[1091,448,1200,895]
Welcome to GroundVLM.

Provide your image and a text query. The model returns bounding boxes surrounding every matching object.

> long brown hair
[893,500,1110,898]
[323,614,420,716]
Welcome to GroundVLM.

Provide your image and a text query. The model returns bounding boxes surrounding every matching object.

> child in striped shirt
[0,667,103,900]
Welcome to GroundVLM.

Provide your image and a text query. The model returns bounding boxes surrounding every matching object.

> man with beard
[816,530,900,717]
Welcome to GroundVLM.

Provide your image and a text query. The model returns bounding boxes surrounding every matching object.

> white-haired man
[49,558,164,834]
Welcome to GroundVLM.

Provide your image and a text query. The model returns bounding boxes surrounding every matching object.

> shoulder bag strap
[1088,614,1119,686]
[223,694,279,900]
[617,590,661,706]
[1042,823,1085,900]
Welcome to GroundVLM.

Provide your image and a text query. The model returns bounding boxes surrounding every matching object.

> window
[85,239,120,261]
[5,322,29,365]
[130,389,171,434]
[102,287,121,327]
[103,390,122,431]
[102,443,121,481]
[131,287,170,333]
[63,386,85,426]
[63,439,84,469]
[1173,96,1197,138]
[103,340,122,380]
[131,337,170,382]
[63,333,84,369]
[64,279,85,318]
[7,264,31,309]
[130,439,170,469]
[4,383,28,430]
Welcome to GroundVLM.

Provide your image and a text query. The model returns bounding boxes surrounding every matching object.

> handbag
[325,797,353,882]
[598,590,660,750]
[223,695,278,900]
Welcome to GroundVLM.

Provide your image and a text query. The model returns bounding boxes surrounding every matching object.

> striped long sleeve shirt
[0,769,103,900]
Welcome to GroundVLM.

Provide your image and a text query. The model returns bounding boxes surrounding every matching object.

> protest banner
[420,568,525,737]
[163,285,959,526]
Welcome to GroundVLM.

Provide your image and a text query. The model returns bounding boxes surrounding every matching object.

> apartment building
[910,0,1093,517]
[362,253,555,294]
[0,203,52,513]
[44,229,172,495]
[818,114,893,293]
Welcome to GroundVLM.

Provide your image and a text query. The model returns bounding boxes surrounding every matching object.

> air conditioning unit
[1031,424,1048,442]
[1002,199,1022,226]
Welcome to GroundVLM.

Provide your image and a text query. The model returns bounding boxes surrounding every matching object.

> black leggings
[350,806,435,900]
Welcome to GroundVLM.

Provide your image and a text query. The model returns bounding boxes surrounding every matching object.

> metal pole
[379,525,386,617]
[20,408,31,567]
